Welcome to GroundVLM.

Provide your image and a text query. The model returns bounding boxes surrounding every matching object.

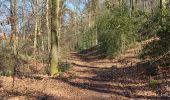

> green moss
[50,58,59,76]
[0,47,24,77]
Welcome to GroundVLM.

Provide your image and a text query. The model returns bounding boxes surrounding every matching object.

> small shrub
[44,62,72,76]
[59,62,72,72]
[0,50,22,77]
[149,80,160,89]
[3,70,13,77]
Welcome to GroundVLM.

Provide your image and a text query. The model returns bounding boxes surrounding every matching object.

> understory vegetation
[140,8,170,68]
[75,1,170,76]
[0,0,169,76]
[0,0,169,99]
[97,5,138,57]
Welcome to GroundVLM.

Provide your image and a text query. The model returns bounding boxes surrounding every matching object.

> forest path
[0,43,169,100]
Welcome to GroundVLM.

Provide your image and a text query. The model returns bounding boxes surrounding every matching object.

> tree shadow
[76,46,107,62]
[57,61,170,99]
[0,90,57,100]
[71,62,108,69]
[58,77,169,99]
[15,74,44,80]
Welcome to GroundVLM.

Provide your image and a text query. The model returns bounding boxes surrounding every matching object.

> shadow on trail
[71,62,108,69]
[71,46,106,62]
[57,57,170,99]
[0,90,57,100]
[59,78,168,100]
[58,63,169,100]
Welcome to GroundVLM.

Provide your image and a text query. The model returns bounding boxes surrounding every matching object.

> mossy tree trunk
[50,0,61,76]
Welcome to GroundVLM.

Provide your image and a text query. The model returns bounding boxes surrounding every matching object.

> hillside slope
[0,42,169,100]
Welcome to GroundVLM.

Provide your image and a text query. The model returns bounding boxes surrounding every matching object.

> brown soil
[0,43,170,100]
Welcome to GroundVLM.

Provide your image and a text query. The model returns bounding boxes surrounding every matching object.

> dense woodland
[0,0,169,99]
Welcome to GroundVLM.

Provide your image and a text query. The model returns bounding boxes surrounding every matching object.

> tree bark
[10,0,18,55]
[94,0,99,45]
[50,0,61,76]
[46,0,51,53]
[22,0,26,40]
[160,0,163,9]
[34,0,39,58]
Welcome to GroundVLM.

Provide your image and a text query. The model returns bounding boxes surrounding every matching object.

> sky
[0,0,88,35]
[0,0,37,35]
[0,0,11,34]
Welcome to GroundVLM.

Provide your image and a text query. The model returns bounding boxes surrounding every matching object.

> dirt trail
[0,43,170,100]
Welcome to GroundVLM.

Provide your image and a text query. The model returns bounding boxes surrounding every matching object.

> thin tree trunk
[10,0,18,55]
[34,0,39,58]
[46,0,51,52]
[10,0,18,91]
[160,0,163,25]
[88,1,92,28]
[130,0,134,17]
[95,0,98,45]
[160,0,163,9]
[22,0,26,40]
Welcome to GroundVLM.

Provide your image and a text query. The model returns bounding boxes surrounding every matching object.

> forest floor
[0,42,170,100]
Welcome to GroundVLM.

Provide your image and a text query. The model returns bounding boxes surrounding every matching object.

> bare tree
[46,0,51,52]
[50,0,61,76]
[10,0,18,55]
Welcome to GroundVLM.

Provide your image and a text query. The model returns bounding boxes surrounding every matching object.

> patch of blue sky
[64,0,87,24]
[0,0,11,34]
[65,0,86,14]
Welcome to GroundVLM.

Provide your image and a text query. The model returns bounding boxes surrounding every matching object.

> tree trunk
[22,0,26,40]
[94,0,99,45]
[160,0,163,25]
[130,0,134,17]
[50,0,61,76]
[160,0,163,9]
[34,0,39,58]
[10,0,18,55]
[46,0,51,52]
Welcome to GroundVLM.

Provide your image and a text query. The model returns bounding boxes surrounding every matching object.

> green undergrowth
[58,62,72,72]
[149,80,160,89]
[96,5,139,58]
[0,48,23,76]
[140,9,170,68]
[45,61,72,76]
